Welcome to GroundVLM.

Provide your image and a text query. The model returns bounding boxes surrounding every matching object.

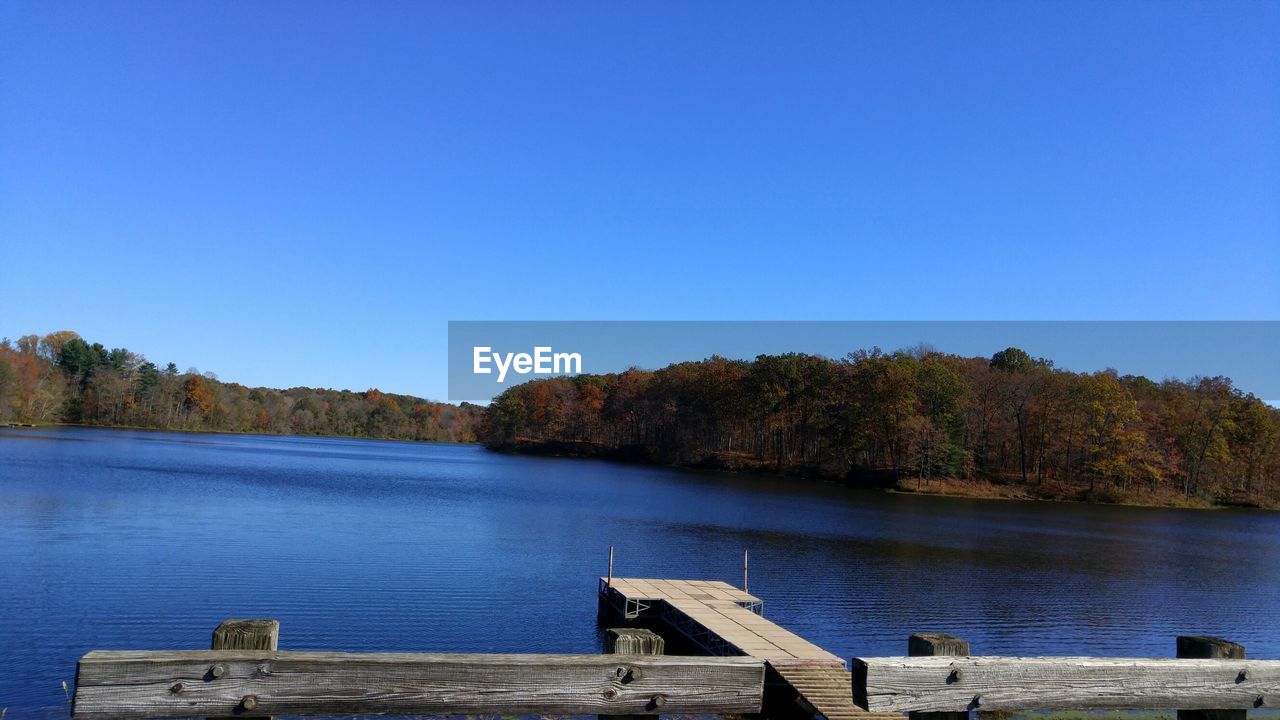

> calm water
[2,427,1279,716]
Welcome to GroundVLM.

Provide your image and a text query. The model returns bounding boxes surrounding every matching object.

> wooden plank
[607,577,833,663]
[773,663,899,720]
[1178,636,1246,720]
[73,651,764,719]
[907,633,969,720]
[603,628,665,720]
[210,620,279,719]
[852,656,1279,712]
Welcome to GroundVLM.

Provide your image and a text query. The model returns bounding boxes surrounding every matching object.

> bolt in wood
[907,633,970,720]
[1177,635,1245,720]
[211,619,278,720]
[601,627,666,720]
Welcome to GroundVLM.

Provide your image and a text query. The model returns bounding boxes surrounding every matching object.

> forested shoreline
[483,348,1280,509]
[0,331,481,442]
[6,330,1279,509]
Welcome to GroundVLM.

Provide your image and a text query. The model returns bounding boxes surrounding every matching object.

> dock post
[212,619,279,651]
[602,628,665,720]
[1177,636,1247,720]
[907,633,970,720]
[605,627,666,655]
[743,549,749,592]
[211,619,279,719]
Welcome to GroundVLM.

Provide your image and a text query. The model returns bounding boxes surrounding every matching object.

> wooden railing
[853,633,1277,719]
[74,650,764,719]
[71,620,763,719]
[73,622,1278,719]
[853,656,1277,712]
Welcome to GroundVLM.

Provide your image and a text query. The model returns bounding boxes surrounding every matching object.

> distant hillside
[0,331,480,443]
[483,348,1280,509]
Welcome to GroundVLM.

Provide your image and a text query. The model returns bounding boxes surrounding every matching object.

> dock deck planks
[772,661,903,720]
[600,578,895,720]
[604,578,841,662]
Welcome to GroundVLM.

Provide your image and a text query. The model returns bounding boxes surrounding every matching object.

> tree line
[7,330,1277,508]
[0,331,481,442]
[482,347,1280,508]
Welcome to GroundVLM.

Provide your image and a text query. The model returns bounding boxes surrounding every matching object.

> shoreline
[882,477,1235,511]
[5,424,1273,512]
[0,422,475,446]
[487,441,1278,513]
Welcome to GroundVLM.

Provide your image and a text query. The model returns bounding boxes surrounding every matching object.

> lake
[2,427,1278,717]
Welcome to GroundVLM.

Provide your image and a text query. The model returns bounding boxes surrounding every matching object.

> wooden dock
[599,578,896,720]
[71,599,1276,719]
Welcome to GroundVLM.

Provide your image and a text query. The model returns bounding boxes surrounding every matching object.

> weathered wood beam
[211,620,279,652]
[1178,636,1246,720]
[73,650,764,719]
[852,656,1279,712]
[606,628,666,655]
[908,633,969,659]
[603,628,666,720]
[906,633,970,720]
[210,620,279,720]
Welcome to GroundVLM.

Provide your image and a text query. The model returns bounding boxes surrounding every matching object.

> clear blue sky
[1,2,1277,401]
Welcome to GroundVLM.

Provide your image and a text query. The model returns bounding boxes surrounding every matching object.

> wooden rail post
[908,633,970,720]
[603,628,666,720]
[606,628,665,655]
[1178,636,1247,720]
[211,620,279,719]
[212,619,279,651]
